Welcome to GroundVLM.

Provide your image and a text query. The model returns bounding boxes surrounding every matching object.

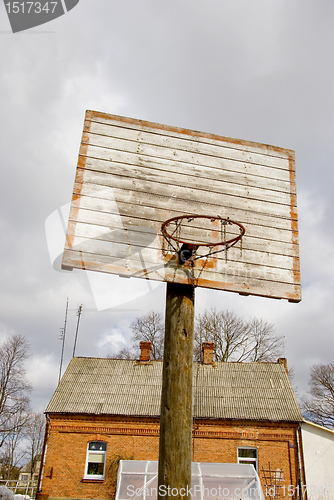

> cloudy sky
[0,0,333,412]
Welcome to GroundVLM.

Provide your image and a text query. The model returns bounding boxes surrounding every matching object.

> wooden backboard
[62,110,301,302]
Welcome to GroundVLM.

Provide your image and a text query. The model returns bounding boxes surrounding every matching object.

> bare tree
[107,347,136,360]
[194,309,281,362]
[0,335,31,448]
[112,309,281,364]
[130,311,164,360]
[244,318,282,362]
[24,412,45,479]
[0,408,28,480]
[302,363,334,428]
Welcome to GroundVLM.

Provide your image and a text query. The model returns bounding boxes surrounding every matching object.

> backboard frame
[62,110,301,302]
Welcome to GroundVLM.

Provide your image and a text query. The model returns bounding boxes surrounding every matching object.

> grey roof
[46,357,302,422]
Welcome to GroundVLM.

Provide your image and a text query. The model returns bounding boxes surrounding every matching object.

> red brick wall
[194,419,300,497]
[39,414,300,500]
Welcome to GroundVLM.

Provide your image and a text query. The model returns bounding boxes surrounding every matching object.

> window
[20,474,29,482]
[84,441,107,479]
[237,447,258,471]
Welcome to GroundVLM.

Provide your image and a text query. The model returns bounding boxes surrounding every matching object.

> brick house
[37,343,304,500]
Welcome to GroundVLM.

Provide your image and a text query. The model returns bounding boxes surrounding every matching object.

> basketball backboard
[62,110,301,302]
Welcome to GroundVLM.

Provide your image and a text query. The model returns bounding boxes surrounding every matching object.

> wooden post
[158,282,195,500]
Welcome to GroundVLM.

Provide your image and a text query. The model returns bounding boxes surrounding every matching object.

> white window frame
[84,441,107,480]
[237,446,258,472]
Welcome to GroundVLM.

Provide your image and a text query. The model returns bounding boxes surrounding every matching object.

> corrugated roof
[46,357,302,422]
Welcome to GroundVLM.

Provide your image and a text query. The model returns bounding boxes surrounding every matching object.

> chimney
[139,341,152,362]
[202,342,214,365]
[277,357,288,375]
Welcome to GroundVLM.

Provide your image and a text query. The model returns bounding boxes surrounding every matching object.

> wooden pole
[158,282,195,500]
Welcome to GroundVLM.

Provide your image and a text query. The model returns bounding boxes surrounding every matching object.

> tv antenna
[58,297,69,384]
[72,304,83,357]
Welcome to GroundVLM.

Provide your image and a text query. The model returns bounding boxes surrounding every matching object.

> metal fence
[0,478,37,497]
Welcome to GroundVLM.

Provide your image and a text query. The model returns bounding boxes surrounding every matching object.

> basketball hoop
[161,215,245,266]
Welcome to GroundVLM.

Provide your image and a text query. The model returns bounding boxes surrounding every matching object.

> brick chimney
[277,357,288,374]
[139,341,152,362]
[202,342,214,365]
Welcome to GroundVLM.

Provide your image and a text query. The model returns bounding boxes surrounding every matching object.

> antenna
[72,304,83,357]
[58,297,69,384]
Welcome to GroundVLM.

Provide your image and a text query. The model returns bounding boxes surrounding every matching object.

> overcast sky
[1,0,333,412]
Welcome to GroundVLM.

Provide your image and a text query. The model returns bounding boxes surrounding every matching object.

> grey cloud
[0,0,333,409]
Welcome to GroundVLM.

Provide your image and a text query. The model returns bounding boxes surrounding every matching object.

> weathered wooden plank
[62,248,301,302]
[65,234,299,285]
[67,210,296,251]
[69,206,298,259]
[72,183,293,227]
[62,246,298,290]
[85,111,293,162]
[82,150,294,196]
[73,171,295,221]
[85,124,291,176]
[81,134,292,184]
[83,154,295,196]
[70,194,295,232]
[82,164,293,209]
[81,159,293,207]
[66,220,298,271]
[88,120,291,167]
[70,190,299,248]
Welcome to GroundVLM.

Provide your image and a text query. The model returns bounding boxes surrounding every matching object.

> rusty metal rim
[161,215,245,249]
